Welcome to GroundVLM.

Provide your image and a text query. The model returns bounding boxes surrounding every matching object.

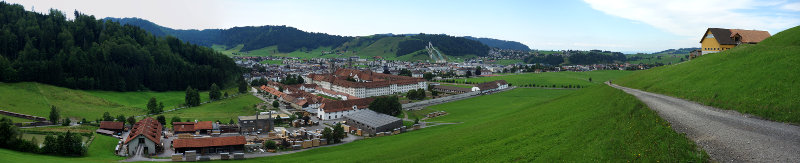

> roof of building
[344,109,401,128]
[433,85,472,92]
[99,121,124,130]
[173,122,195,132]
[320,98,375,113]
[476,80,508,91]
[172,136,246,148]
[195,121,214,130]
[730,29,771,43]
[702,28,771,44]
[238,114,272,121]
[124,117,162,145]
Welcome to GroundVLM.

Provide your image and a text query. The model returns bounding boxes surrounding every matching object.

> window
[706,33,714,38]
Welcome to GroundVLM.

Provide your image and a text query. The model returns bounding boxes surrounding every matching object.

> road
[608,82,800,162]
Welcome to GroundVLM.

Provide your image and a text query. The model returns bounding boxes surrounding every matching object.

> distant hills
[651,48,699,54]
[105,17,530,59]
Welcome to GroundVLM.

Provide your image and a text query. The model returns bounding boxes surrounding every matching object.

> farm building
[172,121,217,135]
[238,114,273,134]
[432,85,472,94]
[124,117,163,156]
[172,136,242,154]
[472,80,509,93]
[343,109,402,136]
[173,136,246,154]
[700,28,770,55]
[98,121,124,134]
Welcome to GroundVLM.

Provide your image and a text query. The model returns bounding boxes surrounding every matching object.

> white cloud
[782,2,800,11]
[583,0,800,37]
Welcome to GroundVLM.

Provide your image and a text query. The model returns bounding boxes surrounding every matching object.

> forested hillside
[109,18,492,57]
[524,50,626,65]
[0,2,240,91]
[464,36,530,51]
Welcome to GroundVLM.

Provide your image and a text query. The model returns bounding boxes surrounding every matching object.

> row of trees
[279,74,305,85]
[524,51,626,65]
[0,117,86,156]
[0,3,241,91]
[369,96,402,116]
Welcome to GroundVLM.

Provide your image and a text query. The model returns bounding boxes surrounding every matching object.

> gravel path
[608,82,800,162]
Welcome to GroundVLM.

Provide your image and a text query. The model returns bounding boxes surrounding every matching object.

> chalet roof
[320,98,375,113]
[173,136,246,148]
[343,109,401,128]
[99,121,124,130]
[124,117,162,145]
[173,122,194,132]
[701,28,771,45]
[730,29,771,43]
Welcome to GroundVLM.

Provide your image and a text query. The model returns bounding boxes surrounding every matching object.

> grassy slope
[356,37,412,59]
[460,70,633,88]
[160,94,261,123]
[236,86,707,162]
[615,26,800,124]
[0,135,125,162]
[0,82,142,121]
[0,82,235,122]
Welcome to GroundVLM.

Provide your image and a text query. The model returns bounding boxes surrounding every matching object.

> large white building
[317,98,375,120]
[306,69,427,98]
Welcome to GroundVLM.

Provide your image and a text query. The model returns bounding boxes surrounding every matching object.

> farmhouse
[343,109,403,136]
[306,69,427,98]
[700,28,771,55]
[317,97,375,120]
[124,117,163,156]
[472,80,509,93]
[98,121,124,134]
[172,136,246,154]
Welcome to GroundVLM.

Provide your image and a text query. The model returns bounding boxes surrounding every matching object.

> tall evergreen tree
[147,97,158,114]
[49,106,60,125]
[209,83,221,101]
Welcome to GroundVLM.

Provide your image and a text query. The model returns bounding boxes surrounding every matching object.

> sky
[4,0,799,53]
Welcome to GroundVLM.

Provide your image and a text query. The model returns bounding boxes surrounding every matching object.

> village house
[124,117,163,156]
[700,28,771,55]
[98,121,124,135]
[172,121,217,135]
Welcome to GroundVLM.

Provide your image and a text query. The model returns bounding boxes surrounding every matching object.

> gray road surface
[608,82,800,162]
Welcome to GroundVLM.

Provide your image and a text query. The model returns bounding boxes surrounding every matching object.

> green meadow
[159,94,262,125]
[0,82,239,123]
[231,86,707,162]
[615,25,800,124]
[452,70,633,88]
[0,135,125,162]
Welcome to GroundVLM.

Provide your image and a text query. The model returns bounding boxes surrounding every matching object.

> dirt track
[609,82,800,162]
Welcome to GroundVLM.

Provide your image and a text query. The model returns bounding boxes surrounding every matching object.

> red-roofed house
[99,121,124,134]
[124,117,163,156]
[173,121,217,135]
[317,98,375,120]
[173,136,246,154]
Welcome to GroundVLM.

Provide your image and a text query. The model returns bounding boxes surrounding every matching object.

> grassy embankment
[0,82,246,123]
[615,25,800,124]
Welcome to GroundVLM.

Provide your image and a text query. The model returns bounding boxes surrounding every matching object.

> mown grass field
[615,26,800,124]
[160,94,262,125]
[0,82,237,123]
[0,134,125,162]
[230,86,707,162]
[450,70,633,88]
